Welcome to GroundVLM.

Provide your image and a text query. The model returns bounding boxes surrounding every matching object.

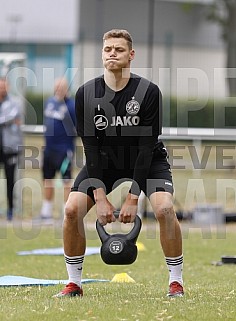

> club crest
[126,98,140,115]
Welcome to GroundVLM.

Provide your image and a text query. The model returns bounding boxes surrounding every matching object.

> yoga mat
[17,247,100,256]
[17,243,145,256]
[0,275,109,287]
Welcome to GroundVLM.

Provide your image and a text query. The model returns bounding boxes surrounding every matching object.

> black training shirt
[75,73,162,195]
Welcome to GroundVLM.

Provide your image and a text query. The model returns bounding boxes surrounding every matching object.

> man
[0,77,23,221]
[39,78,76,222]
[55,29,184,298]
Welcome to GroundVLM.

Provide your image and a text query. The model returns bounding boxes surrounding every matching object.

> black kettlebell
[96,212,142,265]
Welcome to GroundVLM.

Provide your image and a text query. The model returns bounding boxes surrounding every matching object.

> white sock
[40,200,53,218]
[165,254,183,286]
[64,254,84,287]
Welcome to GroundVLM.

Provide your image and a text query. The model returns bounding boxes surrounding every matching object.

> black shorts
[71,142,174,202]
[42,149,73,180]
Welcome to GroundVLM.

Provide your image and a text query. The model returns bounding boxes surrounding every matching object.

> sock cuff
[64,255,84,265]
[165,254,184,260]
[165,254,183,266]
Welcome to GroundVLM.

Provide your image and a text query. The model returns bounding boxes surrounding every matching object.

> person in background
[54,29,184,298]
[39,77,76,222]
[0,77,23,221]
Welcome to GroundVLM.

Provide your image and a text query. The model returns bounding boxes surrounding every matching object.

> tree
[207,0,236,96]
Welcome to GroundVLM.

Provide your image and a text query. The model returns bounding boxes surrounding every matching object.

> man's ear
[129,49,135,61]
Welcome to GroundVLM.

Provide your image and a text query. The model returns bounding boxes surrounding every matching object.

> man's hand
[119,193,139,223]
[94,188,116,225]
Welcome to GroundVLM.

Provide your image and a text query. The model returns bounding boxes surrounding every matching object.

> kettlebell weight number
[109,240,123,254]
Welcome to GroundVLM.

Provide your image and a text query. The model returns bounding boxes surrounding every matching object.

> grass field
[0,221,236,321]
[0,134,236,320]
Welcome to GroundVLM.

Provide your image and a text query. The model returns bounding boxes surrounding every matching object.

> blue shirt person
[39,78,76,221]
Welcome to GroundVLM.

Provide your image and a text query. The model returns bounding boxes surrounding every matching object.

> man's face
[102,37,135,71]
[0,80,8,101]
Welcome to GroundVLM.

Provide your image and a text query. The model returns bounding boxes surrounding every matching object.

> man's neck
[104,69,131,92]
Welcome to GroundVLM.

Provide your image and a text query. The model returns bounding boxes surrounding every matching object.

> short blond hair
[103,29,133,50]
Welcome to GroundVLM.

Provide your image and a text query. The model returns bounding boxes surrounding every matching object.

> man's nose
[110,48,117,56]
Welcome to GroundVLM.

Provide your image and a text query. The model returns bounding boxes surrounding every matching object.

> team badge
[94,115,108,130]
[126,97,140,115]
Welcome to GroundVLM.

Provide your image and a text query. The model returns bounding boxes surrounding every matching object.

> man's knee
[64,192,93,221]
[64,201,78,221]
[156,205,175,221]
[150,192,175,220]
[151,195,175,222]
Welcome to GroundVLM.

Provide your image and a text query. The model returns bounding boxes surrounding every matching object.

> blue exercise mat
[17,247,100,256]
[0,275,109,287]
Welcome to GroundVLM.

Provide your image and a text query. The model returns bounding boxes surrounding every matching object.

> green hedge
[163,97,236,128]
[24,92,45,125]
[24,93,236,128]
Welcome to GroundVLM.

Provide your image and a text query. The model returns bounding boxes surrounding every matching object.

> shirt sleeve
[130,85,162,195]
[0,97,21,125]
[75,86,104,189]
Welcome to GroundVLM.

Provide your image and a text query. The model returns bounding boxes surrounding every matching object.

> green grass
[0,222,236,321]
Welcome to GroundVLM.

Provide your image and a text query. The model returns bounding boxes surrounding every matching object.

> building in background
[0,0,226,98]
[0,0,79,93]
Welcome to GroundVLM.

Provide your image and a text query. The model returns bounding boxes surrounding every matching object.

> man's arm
[0,99,20,125]
[130,84,162,196]
[119,84,162,223]
[81,136,103,185]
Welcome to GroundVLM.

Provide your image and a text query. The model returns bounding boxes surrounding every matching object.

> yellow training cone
[111,273,135,283]
[137,242,146,251]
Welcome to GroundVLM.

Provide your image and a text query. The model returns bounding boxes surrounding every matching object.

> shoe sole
[53,291,83,298]
[167,292,184,298]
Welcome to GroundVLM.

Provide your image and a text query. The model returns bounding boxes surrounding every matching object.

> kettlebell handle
[96,211,142,244]
[113,210,120,218]
[96,220,110,243]
[112,210,142,242]
[126,215,142,243]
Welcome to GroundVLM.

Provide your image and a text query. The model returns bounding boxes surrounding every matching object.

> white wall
[155,45,227,98]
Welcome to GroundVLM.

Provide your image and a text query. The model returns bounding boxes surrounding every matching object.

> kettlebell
[96,212,142,265]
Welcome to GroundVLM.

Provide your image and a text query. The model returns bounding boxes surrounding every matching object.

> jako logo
[110,116,140,126]
[94,115,108,130]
